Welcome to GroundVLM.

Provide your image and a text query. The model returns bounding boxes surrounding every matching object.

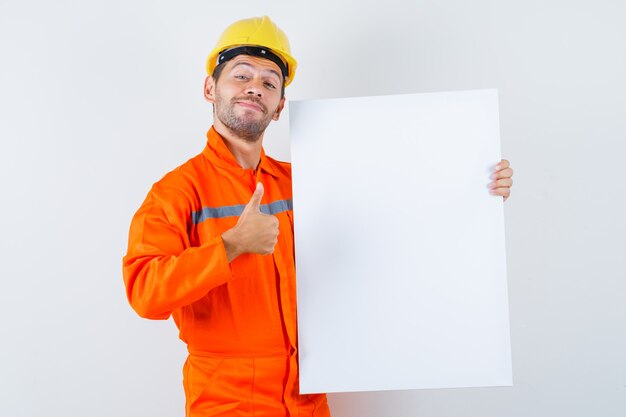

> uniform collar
[202,126,280,177]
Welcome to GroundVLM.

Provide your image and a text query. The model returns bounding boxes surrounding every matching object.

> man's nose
[245,78,263,97]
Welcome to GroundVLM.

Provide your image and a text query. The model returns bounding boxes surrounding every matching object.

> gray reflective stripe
[261,199,293,215]
[192,205,245,224]
[192,199,293,225]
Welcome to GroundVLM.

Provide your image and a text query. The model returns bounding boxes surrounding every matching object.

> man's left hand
[489,159,514,202]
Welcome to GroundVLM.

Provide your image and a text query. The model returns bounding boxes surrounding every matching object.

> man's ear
[272,96,286,121]
[204,75,216,104]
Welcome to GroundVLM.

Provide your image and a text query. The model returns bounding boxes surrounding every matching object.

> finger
[272,216,279,235]
[490,187,511,198]
[488,178,513,189]
[490,167,514,180]
[244,182,264,212]
[493,159,510,171]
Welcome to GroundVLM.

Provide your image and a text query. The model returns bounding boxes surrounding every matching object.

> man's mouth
[235,100,266,113]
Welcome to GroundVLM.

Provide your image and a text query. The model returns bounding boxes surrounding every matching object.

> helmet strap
[217,46,289,80]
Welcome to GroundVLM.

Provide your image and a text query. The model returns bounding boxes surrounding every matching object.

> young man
[123,16,514,417]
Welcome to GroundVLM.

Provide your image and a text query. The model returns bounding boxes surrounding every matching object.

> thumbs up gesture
[222,182,280,262]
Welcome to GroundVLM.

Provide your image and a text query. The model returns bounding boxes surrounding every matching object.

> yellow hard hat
[206,16,297,86]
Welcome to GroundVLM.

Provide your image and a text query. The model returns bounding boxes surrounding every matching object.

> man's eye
[265,82,276,89]
[235,75,248,80]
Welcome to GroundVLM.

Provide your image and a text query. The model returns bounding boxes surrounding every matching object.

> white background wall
[1,0,624,416]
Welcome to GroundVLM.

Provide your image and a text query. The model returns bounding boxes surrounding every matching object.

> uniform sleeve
[122,189,234,320]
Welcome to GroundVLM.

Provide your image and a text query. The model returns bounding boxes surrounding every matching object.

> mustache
[232,96,267,113]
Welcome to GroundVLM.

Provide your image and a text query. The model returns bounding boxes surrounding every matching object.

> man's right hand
[222,182,279,262]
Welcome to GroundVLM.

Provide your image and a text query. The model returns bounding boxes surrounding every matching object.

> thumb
[244,182,264,212]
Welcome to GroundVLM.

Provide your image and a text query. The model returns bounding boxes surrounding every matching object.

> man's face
[205,54,285,142]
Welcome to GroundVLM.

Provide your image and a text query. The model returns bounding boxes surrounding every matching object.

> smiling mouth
[236,100,265,113]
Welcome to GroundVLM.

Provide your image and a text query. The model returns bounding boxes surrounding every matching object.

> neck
[213,120,264,170]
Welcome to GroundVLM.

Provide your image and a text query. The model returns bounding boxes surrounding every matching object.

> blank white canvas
[290,89,511,394]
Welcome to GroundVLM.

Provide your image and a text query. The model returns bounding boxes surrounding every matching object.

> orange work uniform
[123,127,330,417]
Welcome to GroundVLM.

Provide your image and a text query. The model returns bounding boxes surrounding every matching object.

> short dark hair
[212,60,286,98]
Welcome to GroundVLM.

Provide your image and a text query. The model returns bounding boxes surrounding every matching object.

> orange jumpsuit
[123,127,330,417]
